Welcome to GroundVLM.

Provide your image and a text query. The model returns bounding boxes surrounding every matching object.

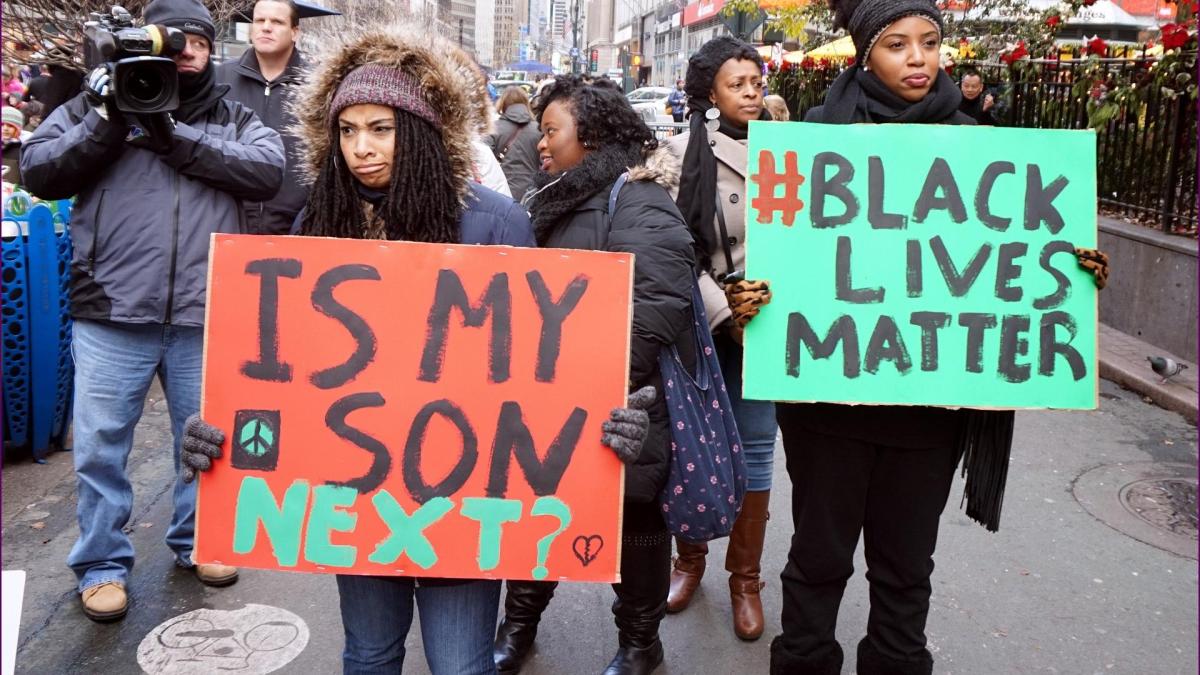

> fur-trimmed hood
[627,145,680,191]
[290,22,478,201]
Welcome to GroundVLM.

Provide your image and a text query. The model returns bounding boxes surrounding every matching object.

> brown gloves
[725,279,772,342]
[1075,247,1109,290]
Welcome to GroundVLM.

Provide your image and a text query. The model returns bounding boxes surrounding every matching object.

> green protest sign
[743,122,1098,410]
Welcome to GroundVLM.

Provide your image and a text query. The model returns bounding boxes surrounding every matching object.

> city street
[2,377,1195,674]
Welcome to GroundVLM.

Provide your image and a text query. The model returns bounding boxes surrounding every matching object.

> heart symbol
[572,535,604,567]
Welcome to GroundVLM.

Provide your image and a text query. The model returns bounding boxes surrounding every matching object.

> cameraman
[19,0,284,623]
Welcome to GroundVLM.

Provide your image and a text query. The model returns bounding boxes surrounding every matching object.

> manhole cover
[137,603,309,674]
[1122,478,1198,539]
[1072,462,1197,559]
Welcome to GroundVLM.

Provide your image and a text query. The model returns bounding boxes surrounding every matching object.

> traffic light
[589,49,598,72]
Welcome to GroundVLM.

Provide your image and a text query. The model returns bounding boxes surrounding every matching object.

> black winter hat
[683,35,763,110]
[829,0,943,64]
[143,0,216,47]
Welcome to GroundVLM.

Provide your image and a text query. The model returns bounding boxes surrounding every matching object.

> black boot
[769,636,844,675]
[603,529,671,675]
[494,580,558,674]
[856,636,933,675]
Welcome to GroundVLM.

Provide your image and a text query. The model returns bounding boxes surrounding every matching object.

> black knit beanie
[829,0,943,63]
[683,35,763,109]
[143,0,216,47]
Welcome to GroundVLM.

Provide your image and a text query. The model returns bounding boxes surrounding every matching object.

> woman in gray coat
[486,86,542,200]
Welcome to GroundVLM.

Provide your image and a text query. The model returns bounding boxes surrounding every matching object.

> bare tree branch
[2,0,243,71]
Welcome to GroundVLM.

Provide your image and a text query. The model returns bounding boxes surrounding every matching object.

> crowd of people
[11,0,1109,673]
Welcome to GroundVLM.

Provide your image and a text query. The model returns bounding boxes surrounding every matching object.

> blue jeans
[67,319,203,592]
[717,332,777,492]
[336,575,501,674]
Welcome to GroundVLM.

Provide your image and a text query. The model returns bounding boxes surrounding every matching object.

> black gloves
[601,386,656,464]
[181,414,224,483]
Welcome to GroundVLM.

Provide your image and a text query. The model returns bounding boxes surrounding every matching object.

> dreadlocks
[299,110,462,243]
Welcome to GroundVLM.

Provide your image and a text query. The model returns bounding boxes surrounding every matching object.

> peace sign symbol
[238,417,276,457]
[231,409,281,471]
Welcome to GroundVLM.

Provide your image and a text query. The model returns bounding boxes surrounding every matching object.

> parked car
[627,86,673,125]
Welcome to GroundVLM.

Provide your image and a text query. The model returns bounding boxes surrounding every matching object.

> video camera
[83,6,186,114]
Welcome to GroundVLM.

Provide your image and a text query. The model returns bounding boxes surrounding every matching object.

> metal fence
[954,57,1197,234]
[771,54,1198,234]
[647,122,689,141]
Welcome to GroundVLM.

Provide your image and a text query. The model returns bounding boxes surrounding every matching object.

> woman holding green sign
[765,0,1110,673]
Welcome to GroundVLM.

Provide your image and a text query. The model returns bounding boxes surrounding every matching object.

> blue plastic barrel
[2,194,73,460]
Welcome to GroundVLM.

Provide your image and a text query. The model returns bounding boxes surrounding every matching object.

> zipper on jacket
[264,83,270,97]
[87,191,106,276]
[164,173,181,324]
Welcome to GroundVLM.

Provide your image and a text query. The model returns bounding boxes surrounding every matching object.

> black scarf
[174,62,226,124]
[675,101,770,269]
[523,144,642,245]
[820,65,962,125]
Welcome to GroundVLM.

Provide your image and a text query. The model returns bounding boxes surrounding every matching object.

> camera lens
[123,68,165,105]
[112,59,178,113]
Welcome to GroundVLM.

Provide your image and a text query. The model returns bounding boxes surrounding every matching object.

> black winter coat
[485,103,542,200]
[531,150,697,503]
[217,49,309,234]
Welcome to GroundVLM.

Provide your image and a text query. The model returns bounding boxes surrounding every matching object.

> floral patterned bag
[656,283,747,544]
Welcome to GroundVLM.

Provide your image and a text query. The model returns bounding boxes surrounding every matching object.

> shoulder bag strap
[495,121,528,160]
[712,190,737,277]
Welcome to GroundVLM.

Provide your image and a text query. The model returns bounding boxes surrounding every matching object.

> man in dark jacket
[19,0,284,623]
[958,70,995,125]
[217,0,307,234]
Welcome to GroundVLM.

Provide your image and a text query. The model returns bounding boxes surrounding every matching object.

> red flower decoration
[1161,22,1191,50]
[1081,0,1098,6]
[846,56,856,66]
[1000,41,1029,65]
[1045,14,1061,28]
[801,56,815,69]
[1086,36,1108,55]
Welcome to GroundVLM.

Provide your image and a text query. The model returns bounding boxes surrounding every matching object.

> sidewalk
[1099,322,1198,423]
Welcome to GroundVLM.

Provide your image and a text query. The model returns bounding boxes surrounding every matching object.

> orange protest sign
[194,235,633,583]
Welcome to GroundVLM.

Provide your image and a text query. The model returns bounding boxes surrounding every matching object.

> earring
[704,107,720,133]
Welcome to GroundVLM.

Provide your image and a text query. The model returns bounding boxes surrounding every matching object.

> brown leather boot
[666,538,708,613]
[726,490,770,640]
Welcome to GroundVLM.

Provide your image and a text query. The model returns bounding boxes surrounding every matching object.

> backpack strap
[599,172,630,251]
[607,172,629,223]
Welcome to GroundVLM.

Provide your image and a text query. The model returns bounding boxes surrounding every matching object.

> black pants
[775,408,959,663]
